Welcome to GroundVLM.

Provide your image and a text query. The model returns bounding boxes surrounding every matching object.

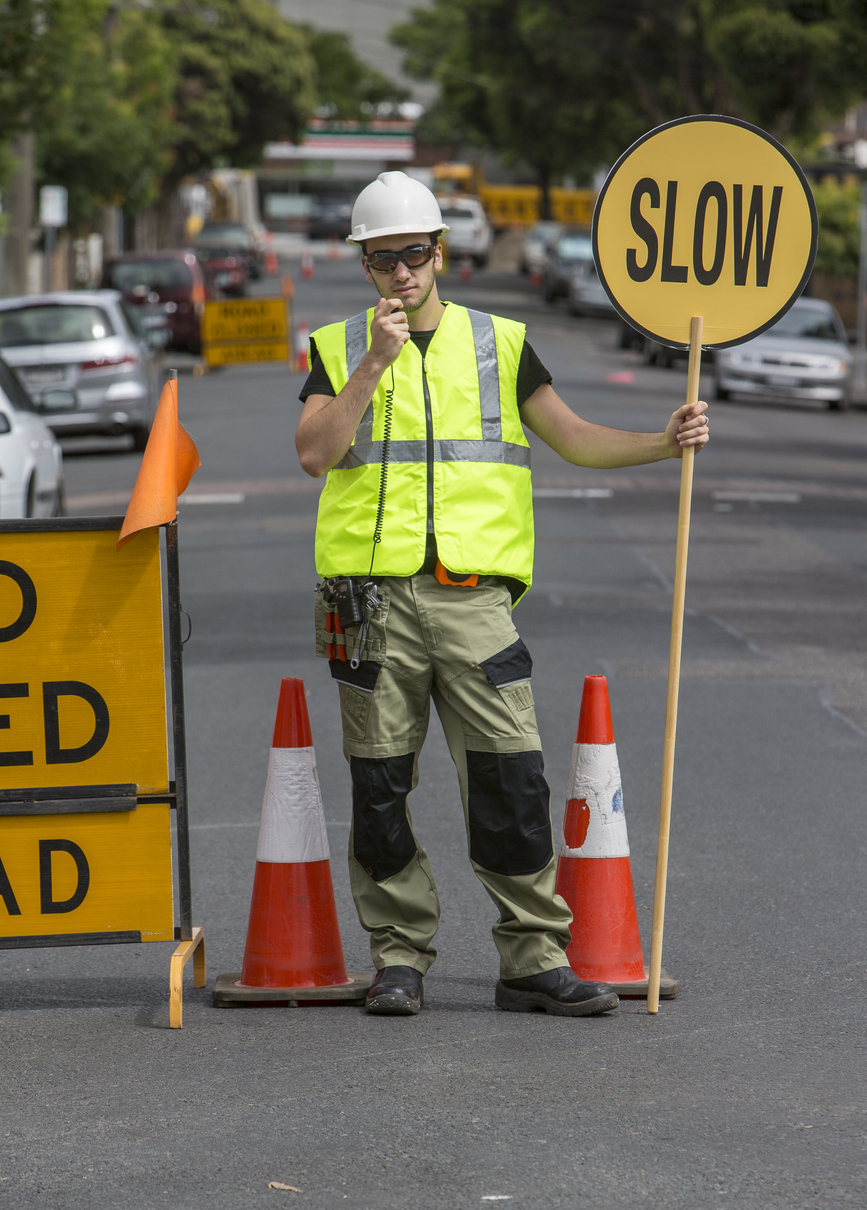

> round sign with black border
[592,115,818,350]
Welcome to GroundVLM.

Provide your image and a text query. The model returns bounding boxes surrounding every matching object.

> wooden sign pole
[647,314,703,1014]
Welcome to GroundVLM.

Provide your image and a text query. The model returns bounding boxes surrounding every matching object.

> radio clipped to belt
[320,576,382,669]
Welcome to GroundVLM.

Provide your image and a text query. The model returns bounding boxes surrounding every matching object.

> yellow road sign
[0,804,173,942]
[202,298,290,367]
[0,527,168,792]
[204,339,290,367]
[592,115,818,348]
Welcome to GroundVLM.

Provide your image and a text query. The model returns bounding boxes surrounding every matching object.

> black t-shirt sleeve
[517,339,552,407]
[299,337,337,401]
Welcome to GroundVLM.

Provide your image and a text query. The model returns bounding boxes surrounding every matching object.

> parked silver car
[567,258,617,318]
[715,298,851,410]
[520,221,562,275]
[0,290,159,449]
[0,355,64,518]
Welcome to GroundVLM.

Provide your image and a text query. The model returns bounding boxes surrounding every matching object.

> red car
[195,246,248,298]
[101,250,207,352]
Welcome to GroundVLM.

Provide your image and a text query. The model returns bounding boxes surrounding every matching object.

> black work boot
[495,966,619,1016]
[365,965,424,1015]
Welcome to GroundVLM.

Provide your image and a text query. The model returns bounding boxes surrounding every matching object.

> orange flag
[117,376,201,550]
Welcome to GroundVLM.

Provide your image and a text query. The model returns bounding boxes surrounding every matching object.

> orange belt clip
[434,560,478,588]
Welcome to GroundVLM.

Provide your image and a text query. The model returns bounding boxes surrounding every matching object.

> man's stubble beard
[375,269,436,314]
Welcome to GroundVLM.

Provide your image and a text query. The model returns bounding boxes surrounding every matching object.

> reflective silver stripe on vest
[466,308,501,441]
[336,439,530,470]
[345,310,369,376]
[345,310,374,445]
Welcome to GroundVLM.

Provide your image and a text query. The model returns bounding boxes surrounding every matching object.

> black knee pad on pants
[350,753,418,882]
[466,750,553,876]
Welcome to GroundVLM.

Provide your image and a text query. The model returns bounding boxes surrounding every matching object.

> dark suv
[196,223,263,280]
[102,251,207,352]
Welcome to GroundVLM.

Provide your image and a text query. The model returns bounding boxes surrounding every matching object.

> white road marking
[712,490,801,503]
[533,487,613,499]
[180,492,245,505]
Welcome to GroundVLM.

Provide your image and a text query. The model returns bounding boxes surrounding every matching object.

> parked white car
[0,290,159,449]
[0,356,64,518]
[439,197,494,266]
[715,298,851,410]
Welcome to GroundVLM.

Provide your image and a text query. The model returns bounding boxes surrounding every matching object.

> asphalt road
[2,256,866,1210]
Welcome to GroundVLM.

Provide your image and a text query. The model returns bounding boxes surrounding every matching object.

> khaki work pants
[316,574,573,979]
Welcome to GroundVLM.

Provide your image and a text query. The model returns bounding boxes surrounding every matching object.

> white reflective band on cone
[560,742,630,859]
[256,747,331,864]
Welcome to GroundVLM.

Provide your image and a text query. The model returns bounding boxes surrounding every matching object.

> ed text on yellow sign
[593,116,818,348]
[0,527,168,793]
[0,805,173,941]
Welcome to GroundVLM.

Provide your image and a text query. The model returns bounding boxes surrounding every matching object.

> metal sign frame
[0,514,203,1025]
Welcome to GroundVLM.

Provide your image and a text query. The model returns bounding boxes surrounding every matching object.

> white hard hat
[347,171,450,245]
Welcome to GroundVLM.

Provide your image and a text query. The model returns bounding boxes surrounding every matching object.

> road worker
[296,171,708,1017]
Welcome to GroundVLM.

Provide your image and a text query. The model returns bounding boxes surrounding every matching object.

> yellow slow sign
[592,116,818,348]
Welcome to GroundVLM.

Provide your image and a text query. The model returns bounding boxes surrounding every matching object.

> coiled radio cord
[367,364,394,579]
[350,365,394,670]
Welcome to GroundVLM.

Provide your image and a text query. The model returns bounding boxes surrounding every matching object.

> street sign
[39,185,68,228]
[0,523,174,947]
[592,115,818,349]
[201,298,290,367]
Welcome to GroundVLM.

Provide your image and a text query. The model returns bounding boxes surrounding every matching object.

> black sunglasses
[364,244,437,273]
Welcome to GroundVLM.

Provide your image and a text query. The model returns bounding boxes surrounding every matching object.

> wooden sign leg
[647,315,703,1014]
[169,925,206,1028]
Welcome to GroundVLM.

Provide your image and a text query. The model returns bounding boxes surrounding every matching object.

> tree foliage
[392,0,867,199]
[35,3,177,231]
[302,27,409,118]
[812,177,861,277]
[159,0,317,181]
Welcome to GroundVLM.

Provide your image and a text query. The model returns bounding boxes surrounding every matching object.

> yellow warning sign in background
[0,528,168,792]
[592,116,818,348]
[0,805,173,941]
[201,298,289,366]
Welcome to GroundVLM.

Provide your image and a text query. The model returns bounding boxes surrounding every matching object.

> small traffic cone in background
[327,236,340,261]
[301,249,315,280]
[295,320,310,373]
[264,231,278,276]
[213,678,372,1007]
[554,676,678,998]
[281,272,295,300]
[529,268,543,288]
[459,252,473,282]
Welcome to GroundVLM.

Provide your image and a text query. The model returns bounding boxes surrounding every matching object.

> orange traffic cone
[554,676,678,999]
[301,249,315,280]
[295,321,310,373]
[212,678,372,1007]
[327,235,340,261]
[459,252,473,281]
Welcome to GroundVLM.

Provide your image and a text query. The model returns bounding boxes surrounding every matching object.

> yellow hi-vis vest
[312,302,534,592]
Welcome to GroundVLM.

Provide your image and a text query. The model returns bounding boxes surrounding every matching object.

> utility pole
[6,133,35,296]
[856,176,867,399]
